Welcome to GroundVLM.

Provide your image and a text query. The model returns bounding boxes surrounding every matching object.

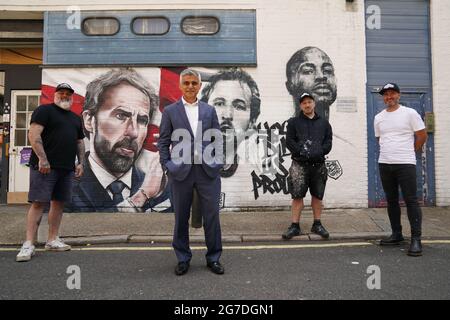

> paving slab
[1,205,449,245]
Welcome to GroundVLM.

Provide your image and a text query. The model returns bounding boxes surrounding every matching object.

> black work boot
[380,232,404,246]
[311,223,330,239]
[407,238,422,257]
[282,224,301,240]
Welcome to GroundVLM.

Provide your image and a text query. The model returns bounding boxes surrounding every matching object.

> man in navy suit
[158,69,224,275]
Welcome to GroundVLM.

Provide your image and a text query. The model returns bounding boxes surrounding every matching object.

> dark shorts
[287,161,328,200]
[28,168,74,203]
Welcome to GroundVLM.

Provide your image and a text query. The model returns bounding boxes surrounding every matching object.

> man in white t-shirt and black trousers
[374,83,427,257]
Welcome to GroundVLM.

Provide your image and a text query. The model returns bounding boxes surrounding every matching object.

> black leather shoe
[207,261,225,275]
[175,261,190,276]
[311,224,330,239]
[407,238,422,257]
[380,233,404,246]
[282,225,301,240]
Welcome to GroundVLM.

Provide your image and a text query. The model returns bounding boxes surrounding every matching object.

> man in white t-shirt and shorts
[374,83,427,257]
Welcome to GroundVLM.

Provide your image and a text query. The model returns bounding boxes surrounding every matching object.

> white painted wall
[235,0,368,208]
[430,0,450,206]
[25,0,450,209]
[0,0,257,11]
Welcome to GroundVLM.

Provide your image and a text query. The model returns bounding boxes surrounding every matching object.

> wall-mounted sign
[337,97,358,113]
[20,147,32,165]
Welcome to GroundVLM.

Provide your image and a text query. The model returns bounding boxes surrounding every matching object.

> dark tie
[108,181,126,205]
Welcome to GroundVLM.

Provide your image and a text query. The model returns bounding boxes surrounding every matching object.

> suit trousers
[170,165,222,263]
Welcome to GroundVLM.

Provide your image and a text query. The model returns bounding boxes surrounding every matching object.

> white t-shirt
[374,105,425,165]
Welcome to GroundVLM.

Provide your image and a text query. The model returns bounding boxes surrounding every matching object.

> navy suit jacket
[157,100,223,181]
[68,156,166,212]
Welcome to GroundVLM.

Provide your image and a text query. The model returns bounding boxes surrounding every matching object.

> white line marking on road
[1,240,449,252]
[222,242,373,250]
[1,242,372,252]
[422,240,450,244]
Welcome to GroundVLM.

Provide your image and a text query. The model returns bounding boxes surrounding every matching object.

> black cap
[379,83,400,95]
[55,83,74,94]
[299,92,315,103]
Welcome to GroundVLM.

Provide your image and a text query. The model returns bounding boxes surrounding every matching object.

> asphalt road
[1,241,449,300]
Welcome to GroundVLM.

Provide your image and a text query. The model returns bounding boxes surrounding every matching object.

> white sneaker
[45,237,71,252]
[16,241,35,262]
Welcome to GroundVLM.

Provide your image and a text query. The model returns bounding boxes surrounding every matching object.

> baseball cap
[379,83,400,95]
[299,92,315,103]
[55,83,74,94]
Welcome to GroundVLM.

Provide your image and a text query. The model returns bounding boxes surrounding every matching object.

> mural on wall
[249,120,343,200]
[40,50,344,211]
[249,46,343,201]
[251,120,290,200]
[200,68,261,178]
[72,69,168,212]
[41,68,170,212]
[285,46,337,120]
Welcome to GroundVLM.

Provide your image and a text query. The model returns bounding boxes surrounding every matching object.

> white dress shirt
[182,97,199,137]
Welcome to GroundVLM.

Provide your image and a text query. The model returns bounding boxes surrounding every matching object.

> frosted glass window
[182,17,219,35]
[133,17,170,35]
[83,18,119,36]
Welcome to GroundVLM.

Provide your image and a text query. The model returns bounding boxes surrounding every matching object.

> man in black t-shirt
[16,83,85,262]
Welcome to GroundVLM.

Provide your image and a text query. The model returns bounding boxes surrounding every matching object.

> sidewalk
[0,205,449,246]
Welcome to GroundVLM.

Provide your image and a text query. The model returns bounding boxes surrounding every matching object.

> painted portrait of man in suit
[70,68,167,212]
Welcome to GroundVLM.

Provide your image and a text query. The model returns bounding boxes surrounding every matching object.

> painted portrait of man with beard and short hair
[200,68,261,178]
[70,68,167,212]
[286,47,337,120]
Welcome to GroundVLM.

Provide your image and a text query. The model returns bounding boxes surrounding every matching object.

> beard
[313,101,330,120]
[220,121,237,162]
[94,134,141,175]
[386,99,400,108]
[54,96,73,111]
[313,90,337,106]
[220,120,237,142]
[311,81,337,106]
[220,122,238,177]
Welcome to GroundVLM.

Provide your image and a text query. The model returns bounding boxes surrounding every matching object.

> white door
[9,90,41,193]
